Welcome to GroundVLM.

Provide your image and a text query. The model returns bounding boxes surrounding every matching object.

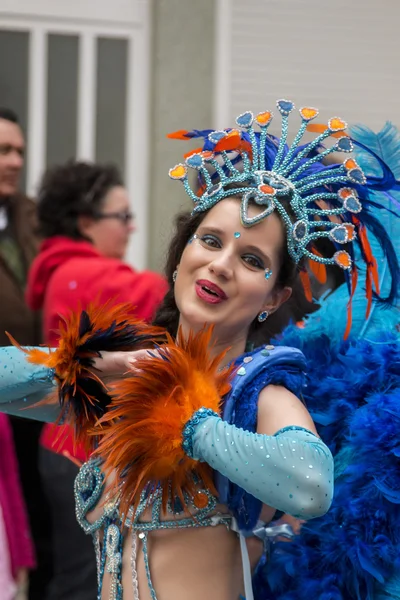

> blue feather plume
[350,122,400,311]
[255,332,400,600]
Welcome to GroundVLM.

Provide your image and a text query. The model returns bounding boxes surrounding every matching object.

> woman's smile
[195,279,228,304]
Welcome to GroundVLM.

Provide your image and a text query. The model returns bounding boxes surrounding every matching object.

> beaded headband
[167,99,400,337]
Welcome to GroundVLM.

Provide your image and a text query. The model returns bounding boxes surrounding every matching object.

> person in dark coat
[0,107,52,600]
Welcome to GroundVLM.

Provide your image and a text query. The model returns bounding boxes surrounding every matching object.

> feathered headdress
[168,99,399,337]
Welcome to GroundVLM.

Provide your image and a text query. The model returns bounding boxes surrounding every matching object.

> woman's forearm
[186,414,334,519]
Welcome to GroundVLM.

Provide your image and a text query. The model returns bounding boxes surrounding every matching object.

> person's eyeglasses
[95,210,135,225]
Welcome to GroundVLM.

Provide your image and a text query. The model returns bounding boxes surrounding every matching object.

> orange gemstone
[338,187,353,199]
[334,250,351,269]
[227,129,240,139]
[259,184,275,195]
[344,158,357,170]
[329,117,347,132]
[300,107,319,121]
[256,111,272,126]
[345,224,356,240]
[193,492,209,509]
[201,151,214,159]
[169,164,187,179]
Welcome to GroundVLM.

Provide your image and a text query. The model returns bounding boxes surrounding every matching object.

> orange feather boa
[93,327,234,516]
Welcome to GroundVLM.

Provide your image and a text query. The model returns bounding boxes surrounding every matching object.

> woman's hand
[92,349,161,376]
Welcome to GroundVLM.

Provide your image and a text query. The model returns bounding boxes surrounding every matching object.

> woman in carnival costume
[0,100,398,600]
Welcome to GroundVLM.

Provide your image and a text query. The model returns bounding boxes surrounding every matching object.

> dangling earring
[257,310,269,322]
[172,270,178,283]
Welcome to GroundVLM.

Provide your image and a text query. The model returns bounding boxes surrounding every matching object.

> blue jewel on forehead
[265,268,272,280]
[234,232,241,238]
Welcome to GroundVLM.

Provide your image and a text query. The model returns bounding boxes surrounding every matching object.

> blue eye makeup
[199,234,221,248]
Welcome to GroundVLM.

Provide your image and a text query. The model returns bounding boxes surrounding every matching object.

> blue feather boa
[254,330,400,600]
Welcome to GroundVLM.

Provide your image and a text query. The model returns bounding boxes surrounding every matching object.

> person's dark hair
[37,160,123,239]
[0,108,19,124]
[153,195,317,348]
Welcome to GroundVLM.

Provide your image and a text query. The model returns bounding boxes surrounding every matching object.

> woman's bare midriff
[87,475,276,600]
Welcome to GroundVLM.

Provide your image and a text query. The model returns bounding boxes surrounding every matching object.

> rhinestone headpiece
[168,99,367,271]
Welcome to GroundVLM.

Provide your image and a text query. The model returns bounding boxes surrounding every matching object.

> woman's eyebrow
[197,225,224,235]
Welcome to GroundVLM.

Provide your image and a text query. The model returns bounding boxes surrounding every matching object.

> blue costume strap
[222,345,307,425]
[0,346,58,422]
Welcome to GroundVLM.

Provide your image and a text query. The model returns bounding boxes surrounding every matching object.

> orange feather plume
[8,302,164,451]
[299,269,313,302]
[353,218,380,317]
[183,147,203,159]
[306,123,349,139]
[167,130,191,140]
[365,268,373,319]
[237,140,253,161]
[92,326,234,518]
[196,182,207,197]
[214,131,242,153]
[344,265,358,340]
[309,248,327,284]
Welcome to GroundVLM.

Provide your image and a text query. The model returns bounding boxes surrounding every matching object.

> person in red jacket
[26,160,168,600]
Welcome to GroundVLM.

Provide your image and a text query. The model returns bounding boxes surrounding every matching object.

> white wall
[147,0,216,271]
[0,0,143,26]
[215,0,400,134]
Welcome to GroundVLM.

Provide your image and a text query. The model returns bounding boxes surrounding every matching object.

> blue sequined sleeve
[0,346,58,422]
[185,414,334,520]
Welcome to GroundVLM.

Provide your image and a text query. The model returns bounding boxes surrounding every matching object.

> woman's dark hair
[37,161,123,239]
[153,196,317,347]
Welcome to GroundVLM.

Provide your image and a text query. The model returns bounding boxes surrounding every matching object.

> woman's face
[174,198,292,345]
[78,185,135,259]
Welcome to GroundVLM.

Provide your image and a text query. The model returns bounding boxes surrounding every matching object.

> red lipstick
[195,279,227,304]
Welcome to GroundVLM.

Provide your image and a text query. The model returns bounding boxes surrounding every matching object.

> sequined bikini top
[75,458,232,600]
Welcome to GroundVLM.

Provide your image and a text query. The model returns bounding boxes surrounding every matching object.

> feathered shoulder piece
[93,326,234,517]
[8,302,163,450]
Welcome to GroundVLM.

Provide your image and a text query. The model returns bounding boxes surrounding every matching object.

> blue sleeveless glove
[183,411,333,519]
